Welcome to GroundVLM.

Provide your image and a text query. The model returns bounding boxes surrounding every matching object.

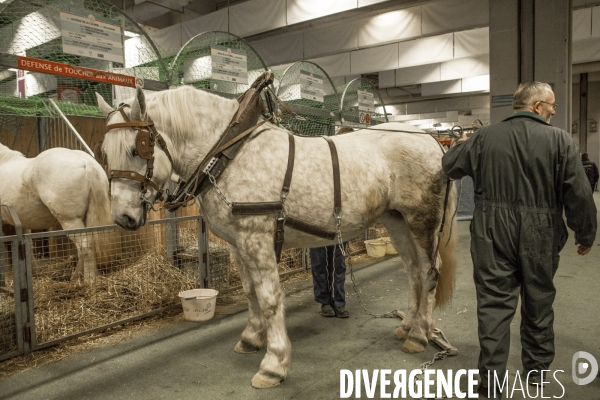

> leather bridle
[105,104,174,203]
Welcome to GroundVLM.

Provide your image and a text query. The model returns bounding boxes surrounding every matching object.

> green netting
[170,31,268,99]
[273,61,340,137]
[0,94,48,116]
[0,0,168,116]
[338,78,388,128]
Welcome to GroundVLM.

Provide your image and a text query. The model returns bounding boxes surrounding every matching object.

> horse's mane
[144,86,238,143]
[0,142,25,164]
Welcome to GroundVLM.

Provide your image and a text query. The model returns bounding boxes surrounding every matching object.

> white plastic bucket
[381,237,398,255]
[364,239,387,258]
[179,289,219,322]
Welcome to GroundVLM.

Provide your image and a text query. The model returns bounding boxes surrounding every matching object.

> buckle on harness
[203,157,219,175]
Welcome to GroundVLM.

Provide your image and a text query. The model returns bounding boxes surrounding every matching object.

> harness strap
[203,118,270,167]
[164,72,274,211]
[323,136,342,214]
[231,202,283,215]
[106,121,150,130]
[283,216,337,240]
[274,132,296,262]
[282,132,295,197]
[109,170,163,193]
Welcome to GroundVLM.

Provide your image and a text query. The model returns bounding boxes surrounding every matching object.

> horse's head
[96,87,172,230]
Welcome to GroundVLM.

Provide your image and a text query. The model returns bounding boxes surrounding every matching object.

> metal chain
[336,218,454,399]
[411,350,452,399]
[207,170,233,208]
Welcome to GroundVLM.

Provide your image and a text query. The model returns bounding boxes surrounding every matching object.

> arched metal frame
[338,78,388,128]
[169,31,269,99]
[0,0,168,114]
[273,60,341,136]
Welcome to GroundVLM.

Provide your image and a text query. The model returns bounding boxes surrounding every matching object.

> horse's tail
[435,180,457,307]
[84,162,113,228]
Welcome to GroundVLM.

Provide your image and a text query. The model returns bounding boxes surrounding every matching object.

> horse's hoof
[251,371,283,389]
[401,337,427,353]
[234,340,261,354]
[394,326,409,340]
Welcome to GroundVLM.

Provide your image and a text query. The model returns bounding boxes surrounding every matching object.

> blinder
[135,130,153,160]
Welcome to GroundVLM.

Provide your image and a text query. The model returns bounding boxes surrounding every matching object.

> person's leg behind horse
[310,246,335,316]
[331,242,348,317]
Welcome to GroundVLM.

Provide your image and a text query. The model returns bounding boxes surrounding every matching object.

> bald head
[513,81,556,123]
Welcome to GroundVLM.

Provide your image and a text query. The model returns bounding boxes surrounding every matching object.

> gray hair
[512,81,553,110]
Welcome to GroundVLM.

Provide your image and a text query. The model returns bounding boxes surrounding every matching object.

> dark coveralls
[582,158,599,191]
[310,244,347,308]
[442,111,597,380]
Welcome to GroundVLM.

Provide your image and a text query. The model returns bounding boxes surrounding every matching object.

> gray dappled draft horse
[95,85,458,389]
[0,142,113,282]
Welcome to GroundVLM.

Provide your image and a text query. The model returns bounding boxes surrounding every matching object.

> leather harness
[103,71,343,263]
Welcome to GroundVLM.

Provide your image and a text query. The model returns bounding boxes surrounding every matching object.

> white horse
[95,86,458,389]
[0,142,112,282]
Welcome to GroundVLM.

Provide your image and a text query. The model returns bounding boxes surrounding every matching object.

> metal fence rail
[0,210,375,362]
[0,215,204,360]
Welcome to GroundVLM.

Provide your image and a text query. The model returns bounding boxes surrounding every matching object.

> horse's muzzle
[116,213,145,231]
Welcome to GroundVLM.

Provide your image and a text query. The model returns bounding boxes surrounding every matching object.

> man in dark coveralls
[442,82,597,399]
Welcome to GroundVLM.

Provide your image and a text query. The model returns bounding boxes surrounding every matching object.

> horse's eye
[131,148,138,157]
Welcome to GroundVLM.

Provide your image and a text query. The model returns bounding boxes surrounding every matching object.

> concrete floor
[1,193,599,400]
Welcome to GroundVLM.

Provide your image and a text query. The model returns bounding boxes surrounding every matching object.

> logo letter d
[572,351,598,385]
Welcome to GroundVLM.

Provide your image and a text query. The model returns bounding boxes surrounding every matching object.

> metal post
[0,205,30,354]
[0,224,4,288]
[165,180,178,266]
[35,117,48,155]
[579,73,588,153]
[302,248,308,270]
[46,99,94,156]
[198,216,209,288]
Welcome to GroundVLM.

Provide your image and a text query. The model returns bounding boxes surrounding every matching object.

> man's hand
[576,240,591,255]
[456,133,469,143]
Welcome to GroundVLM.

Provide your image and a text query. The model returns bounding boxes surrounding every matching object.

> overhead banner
[60,9,124,63]
[211,45,248,84]
[17,56,136,87]
[299,70,324,103]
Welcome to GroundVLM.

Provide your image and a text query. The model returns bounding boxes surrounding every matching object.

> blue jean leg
[309,244,347,308]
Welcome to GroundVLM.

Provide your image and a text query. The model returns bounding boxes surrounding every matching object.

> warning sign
[359,112,371,124]
[299,70,324,103]
[357,89,375,112]
[60,9,124,64]
[17,56,136,87]
[211,45,248,84]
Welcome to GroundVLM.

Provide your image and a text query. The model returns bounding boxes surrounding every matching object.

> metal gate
[0,205,205,361]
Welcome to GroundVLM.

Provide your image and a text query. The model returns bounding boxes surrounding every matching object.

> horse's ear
[130,85,146,121]
[96,92,114,116]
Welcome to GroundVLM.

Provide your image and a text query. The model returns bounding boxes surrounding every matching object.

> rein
[105,104,174,203]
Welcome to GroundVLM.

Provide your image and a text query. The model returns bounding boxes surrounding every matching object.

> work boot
[320,304,335,317]
[477,383,502,399]
[332,304,349,318]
